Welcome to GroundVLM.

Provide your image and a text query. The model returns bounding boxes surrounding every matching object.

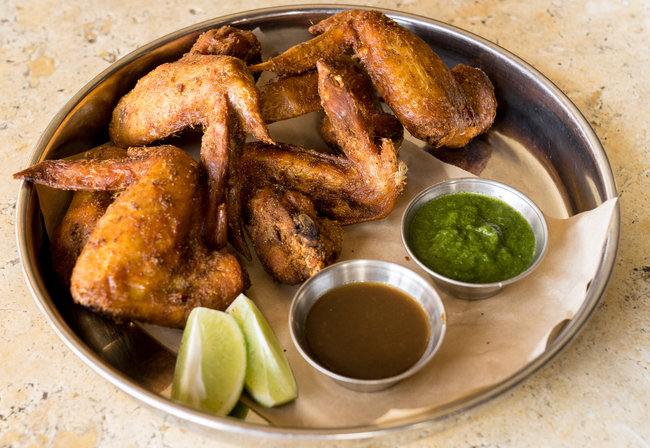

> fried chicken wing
[260,54,403,149]
[242,59,406,227]
[250,10,496,148]
[47,145,128,287]
[244,186,343,285]
[109,49,273,259]
[15,146,246,328]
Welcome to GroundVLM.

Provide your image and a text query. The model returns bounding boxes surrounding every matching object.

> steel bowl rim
[401,177,550,290]
[14,3,621,440]
[288,259,447,389]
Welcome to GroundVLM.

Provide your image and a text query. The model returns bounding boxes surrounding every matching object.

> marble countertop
[2,0,648,446]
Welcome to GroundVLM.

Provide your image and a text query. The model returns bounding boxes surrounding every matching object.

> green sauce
[408,192,536,284]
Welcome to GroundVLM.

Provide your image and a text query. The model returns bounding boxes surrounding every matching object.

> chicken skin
[14,146,246,328]
[188,26,262,66]
[250,10,496,148]
[48,145,128,287]
[109,47,273,259]
[242,59,407,227]
[259,54,403,150]
[239,59,405,284]
[244,186,343,285]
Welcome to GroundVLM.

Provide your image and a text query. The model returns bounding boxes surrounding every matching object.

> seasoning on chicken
[250,10,496,148]
[109,35,273,259]
[14,146,247,328]
[46,145,128,287]
[188,26,262,66]
[243,59,407,228]
[244,186,343,285]
[45,146,127,288]
[259,54,403,150]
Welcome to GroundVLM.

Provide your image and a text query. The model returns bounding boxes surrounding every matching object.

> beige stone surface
[1,0,648,446]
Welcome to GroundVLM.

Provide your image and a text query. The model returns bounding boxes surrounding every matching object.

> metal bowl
[289,260,446,393]
[401,178,549,300]
[14,4,619,444]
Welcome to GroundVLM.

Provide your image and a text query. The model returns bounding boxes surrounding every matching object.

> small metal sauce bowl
[401,178,549,300]
[289,259,446,393]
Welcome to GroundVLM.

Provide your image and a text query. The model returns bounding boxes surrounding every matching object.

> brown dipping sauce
[305,282,430,380]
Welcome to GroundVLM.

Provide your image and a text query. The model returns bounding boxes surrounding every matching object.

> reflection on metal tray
[15,4,619,444]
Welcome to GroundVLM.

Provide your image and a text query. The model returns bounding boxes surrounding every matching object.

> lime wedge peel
[227,293,298,407]
[171,307,247,416]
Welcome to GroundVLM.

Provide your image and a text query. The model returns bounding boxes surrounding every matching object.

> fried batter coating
[250,10,496,148]
[319,107,404,154]
[109,56,270,149]
[14,155,151,190]
[260,54,403,149]
[259,68,321,124]
[109,51,273,259]
[46,145,128,287]
[15,146,246,328]
[244,187,343,285]
[242,59,406,227]
[188,26,262,66]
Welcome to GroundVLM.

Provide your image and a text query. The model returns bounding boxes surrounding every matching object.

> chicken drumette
[14,146,246,328]
[251,10,496,149]
[244,186,343,285]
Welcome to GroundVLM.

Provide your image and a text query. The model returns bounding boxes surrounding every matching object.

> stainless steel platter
[15,4,619,444]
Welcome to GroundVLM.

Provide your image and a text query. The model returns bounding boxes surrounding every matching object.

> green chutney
[408,192,536,284]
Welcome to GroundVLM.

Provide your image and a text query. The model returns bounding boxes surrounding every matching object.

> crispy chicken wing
[250,10,496,148]
[14,146,246,328]
[109,46,273,259]
[244,186,343,285]
[260,54,403,149]
[242,59,406,227]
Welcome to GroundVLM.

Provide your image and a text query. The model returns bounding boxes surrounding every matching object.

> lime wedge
[226,293,298,407]
[171,307,246,416]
